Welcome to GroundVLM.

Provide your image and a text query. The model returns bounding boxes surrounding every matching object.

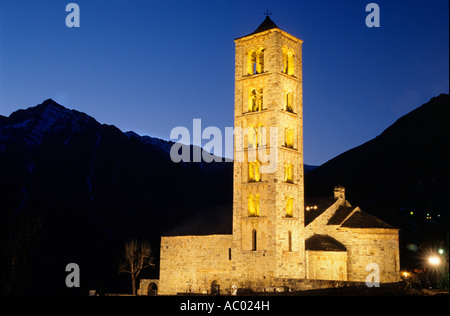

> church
[155,16,400,295]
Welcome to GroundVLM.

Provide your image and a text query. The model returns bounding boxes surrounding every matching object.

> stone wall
[159,235,233,295]
[334,228,400,283]
[306,250,347,281]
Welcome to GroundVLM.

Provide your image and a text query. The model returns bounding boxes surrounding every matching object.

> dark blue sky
[0,0,448,165]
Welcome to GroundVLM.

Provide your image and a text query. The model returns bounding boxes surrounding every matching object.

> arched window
[252,229,257,251]
[247,126,257,149]
[257,88,263,111]
[249,89,257,112]
[286,196,293,217]
[248,51,257,75]
[257,49,265,73]
[285,92,294,113]
[282,48,295,76]
[248,88,263,112]
[247,49,265,75]
[248,195,255,216]
[285,128,294,148]
[249,161,261,182]
[254,194,260,216]
[284,163,294,183]
[248,194,260,217]
[287,51,294,75]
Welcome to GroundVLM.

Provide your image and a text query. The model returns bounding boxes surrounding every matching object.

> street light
[428,256,441,266]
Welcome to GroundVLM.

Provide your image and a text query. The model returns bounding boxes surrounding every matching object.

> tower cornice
[235,28,303,44]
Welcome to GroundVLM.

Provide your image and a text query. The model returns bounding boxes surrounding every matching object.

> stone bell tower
[232,16,305,285]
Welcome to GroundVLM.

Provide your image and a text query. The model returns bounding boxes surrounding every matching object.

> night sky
[0,0,448,165]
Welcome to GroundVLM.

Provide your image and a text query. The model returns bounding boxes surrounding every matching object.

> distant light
[402,271,410,278]
[410,211,414,215]
[429,256,441,265]
[438,249,444,255]
[313,205,318,210]
[406,244,418,252]
[306,206,310,211]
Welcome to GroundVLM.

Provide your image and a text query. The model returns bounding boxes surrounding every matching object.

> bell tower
[232,16,305,284]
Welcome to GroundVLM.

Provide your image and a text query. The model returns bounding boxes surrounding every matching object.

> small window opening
[285,129,294,148]
[286,196,294,217]
[288,231,292,252]
[285,92,294,113]
[284,163,294,183]
[252,229,257,251]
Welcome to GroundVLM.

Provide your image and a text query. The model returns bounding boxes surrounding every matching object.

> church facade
[157,17,400,295]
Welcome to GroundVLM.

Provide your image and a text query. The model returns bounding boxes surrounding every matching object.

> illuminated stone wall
[158,235,233,295]
[232,26,305,283]
[334,228,400,283]
[306,251,348,281]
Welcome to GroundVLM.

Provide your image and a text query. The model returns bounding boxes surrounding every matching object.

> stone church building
[156,17,400,295]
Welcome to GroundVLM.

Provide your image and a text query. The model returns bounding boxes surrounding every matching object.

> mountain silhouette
[0,99,233,295]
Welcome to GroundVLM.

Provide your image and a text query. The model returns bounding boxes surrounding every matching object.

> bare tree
[118,239,155,295]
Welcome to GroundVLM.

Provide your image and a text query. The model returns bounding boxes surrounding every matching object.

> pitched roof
[305,234,347,252]
[341,211,395,229]
[304,197,338,226]
[236,16,280,40]
[250,16,280,35]
[327,206,355,225]
[162,205,232,236]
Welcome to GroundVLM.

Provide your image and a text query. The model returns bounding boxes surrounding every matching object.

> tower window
[252,229,257,251]
[247,125,266,149]
[248,161,261,182]
[248,194,260,217]
[284,163,294,183]
[282,48,294,76]
[251,51,257,75]
[285,128,294,148]
[285,92,294,113]
[258,49,265,73]
[247,126,258,149]
[248,88,263,112]
[286,196,294,217]
[257,88,263,111]
[247,49,265,75]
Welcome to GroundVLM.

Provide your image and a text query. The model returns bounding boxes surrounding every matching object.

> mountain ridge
[0,99,233,294]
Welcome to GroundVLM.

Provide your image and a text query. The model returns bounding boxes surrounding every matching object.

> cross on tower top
[264,10,272,17]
